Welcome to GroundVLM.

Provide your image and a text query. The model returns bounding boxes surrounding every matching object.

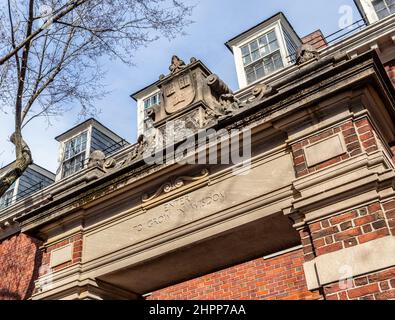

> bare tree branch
[0,0,193,198]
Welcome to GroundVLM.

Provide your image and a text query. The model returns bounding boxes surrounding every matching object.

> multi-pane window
[373,0,395,19]
[0,189,14,209]
[241,30,284,84]
[144,92,161,109]
[62,132,88,178]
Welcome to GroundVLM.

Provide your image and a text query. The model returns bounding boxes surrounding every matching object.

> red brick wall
[307,202,392,258]
[41,232,83,274]
[384,60,395,88]
[324,266,395,300]
[0,233,42,300]
[291,118,378,178]
[147,249,321,300]
[302,30,327,50]
[300,200,395,300]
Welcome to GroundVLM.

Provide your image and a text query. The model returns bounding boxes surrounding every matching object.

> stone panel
[304,134,347,167]
[84,153,295,262]
[50,244,73,268]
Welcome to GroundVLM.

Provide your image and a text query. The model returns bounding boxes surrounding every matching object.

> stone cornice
[8,50,395,236]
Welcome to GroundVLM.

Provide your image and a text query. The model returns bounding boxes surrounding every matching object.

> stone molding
[303,236,395,290]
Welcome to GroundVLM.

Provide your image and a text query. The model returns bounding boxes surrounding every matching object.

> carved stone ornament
[250,83,277,101]
[88,150,117,172]
[123,134,151,163]
[142,169,209,203]
[206,74,241,117]
[169,55,186,74]
[163,71,196,114]
[88,150,106,168]
[296,44,319,65]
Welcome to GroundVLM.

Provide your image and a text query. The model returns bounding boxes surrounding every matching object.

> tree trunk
[0,133,32,198]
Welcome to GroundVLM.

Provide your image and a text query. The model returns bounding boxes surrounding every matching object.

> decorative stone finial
[169,55,186,73]
[296,44,319,65]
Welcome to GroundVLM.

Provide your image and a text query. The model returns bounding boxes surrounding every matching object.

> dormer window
[62,131,88,178]
[355,0,394,24]
[55,118,128,181]
[225,13,302,89]
[372,0,394,19]
[0,164,55,210]
[0,189,14,209]
[241,30,283,84]
[144,92,161,109]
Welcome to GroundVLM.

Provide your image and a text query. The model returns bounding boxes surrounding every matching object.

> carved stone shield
[163,72,195,114]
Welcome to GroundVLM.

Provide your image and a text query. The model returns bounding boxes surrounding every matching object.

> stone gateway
[1,5,395,300]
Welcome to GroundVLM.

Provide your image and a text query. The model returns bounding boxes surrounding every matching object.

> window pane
[243,29,284,83]
[265,60,275,74]
[373,0,385,10]
[267,31,277,42]
[273,52,284,70]
[245,66,255,84]
[250,40,258,52]
[269,40,279,51]
[255,64,264,79]
[389,0,395,12]
[373,0,390,18]
[144,93,160,109]
[243,55,252,65]
[241,45,250,56]
[258,36,268,46]
[251,50,260,61]
[260,45,269,56]
[377,8,389,18]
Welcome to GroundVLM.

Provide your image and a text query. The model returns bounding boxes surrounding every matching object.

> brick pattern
[0,233,42,300]
[41,233,83,273]
[383,199,395,236]
[384,60,395,88]
[300,199,395,300]
[291,119,378,178]
[324,267,395,300]
[147,249,322,300]
[302,30,327,50]
[307,202,390,257]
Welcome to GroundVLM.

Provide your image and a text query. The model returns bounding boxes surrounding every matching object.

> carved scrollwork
[206,74,242,118]
[250,83,277,101]
[142,169,209,203]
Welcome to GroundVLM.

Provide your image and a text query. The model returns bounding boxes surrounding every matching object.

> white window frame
[137,90,161,136]
[240,28,284,85]
[372,0,395,19]
[357,0,395,24]
[143,92,161,110]
[60,130,90,179]
[0,188,15,209]
[233,21,292,89]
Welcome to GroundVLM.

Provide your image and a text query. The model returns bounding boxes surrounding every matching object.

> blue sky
[0,0,361,172]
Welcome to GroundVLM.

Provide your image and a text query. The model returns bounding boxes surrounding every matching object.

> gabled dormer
[355,0,394,24]
[55,118,128,181]
[132,84,161,137]
[225,12,302,89]
[0,164,55,211]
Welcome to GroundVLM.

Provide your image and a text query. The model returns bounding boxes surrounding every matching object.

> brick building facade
[1,2,395,300]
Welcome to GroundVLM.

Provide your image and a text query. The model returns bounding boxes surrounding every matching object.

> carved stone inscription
[83,153,295,262]
[133,192,225,234]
